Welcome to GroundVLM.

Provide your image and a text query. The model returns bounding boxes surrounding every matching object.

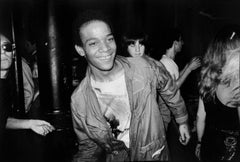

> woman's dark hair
[121,31,150,56]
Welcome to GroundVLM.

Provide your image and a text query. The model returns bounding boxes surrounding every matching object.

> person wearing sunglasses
[0,37,13,78]
[0,33,55,137]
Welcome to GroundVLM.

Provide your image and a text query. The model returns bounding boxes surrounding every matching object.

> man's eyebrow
[2,42,11,44]
[85,38,97,44]
[84,38,99,47]
[85,33,113,42]
[106,33,114,37]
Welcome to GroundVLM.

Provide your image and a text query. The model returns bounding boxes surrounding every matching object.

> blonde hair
[199,26,240,101]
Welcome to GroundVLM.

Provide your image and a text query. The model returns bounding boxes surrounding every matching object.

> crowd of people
[0,9,239,162]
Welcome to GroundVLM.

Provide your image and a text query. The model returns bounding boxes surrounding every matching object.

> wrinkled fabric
[143,55,173,129]
[71,56,188,161]
[22,58,34,112]
[160,55,179,80]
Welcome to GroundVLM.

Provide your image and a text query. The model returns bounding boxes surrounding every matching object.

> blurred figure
[158,28,201,162]
[160,28,201,89]
[159,28,201,132]
[0,32,54,162]
[22,56,35,112]
[0,33,54,135]
[21,35,40,115]
[195,25,240,162]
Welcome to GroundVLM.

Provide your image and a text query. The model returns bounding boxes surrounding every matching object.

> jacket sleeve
[154,61,188,124]
[22,60,34,112]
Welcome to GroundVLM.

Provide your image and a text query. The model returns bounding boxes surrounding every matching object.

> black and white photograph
[0,0,240,162]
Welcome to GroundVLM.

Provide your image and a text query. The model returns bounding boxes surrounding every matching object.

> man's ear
[173,40,178,47]
[75,45,85,57]
[172,40,178,50]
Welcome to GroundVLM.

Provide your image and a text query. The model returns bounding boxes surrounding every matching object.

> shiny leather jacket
[71,56,188,161]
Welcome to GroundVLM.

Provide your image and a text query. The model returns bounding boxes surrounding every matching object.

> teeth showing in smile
[99,55,111,60]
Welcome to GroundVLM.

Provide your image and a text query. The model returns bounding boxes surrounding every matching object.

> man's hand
[188,57,201,71]
[178,123,190,145]
[104,139,128,155]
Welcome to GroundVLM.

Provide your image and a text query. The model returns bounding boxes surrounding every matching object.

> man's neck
[165,48,175,60]
[90,62,123,82]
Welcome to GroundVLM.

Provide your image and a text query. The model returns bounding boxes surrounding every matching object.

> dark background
[2,0,240,142]
[1,0,240,84]
[2,0,240,56]
[1,0,240,161]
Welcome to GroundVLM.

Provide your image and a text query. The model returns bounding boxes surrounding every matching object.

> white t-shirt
[91,70,131,148]
[160,55,179,80]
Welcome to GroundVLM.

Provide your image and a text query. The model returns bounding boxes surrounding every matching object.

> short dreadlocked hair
[73,10,114,47]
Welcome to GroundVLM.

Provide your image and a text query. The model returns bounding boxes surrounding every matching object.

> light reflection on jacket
[71,56,188,161]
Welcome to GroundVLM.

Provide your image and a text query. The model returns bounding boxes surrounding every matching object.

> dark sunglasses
[1,43,15,52]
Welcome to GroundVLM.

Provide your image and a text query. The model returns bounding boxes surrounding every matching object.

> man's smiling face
[79,20,117,72]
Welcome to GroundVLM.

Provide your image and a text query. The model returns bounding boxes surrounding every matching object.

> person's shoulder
[160,55,175,67]
[70,77,89,116]
[160,55,169,62]
[21,58,29,67]
[71,77,88,100]
[115,55,147,70]
[127,56,150,67]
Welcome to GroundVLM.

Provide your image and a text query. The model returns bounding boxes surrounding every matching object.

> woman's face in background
[127,39,145,57]
[1,34,13,70]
